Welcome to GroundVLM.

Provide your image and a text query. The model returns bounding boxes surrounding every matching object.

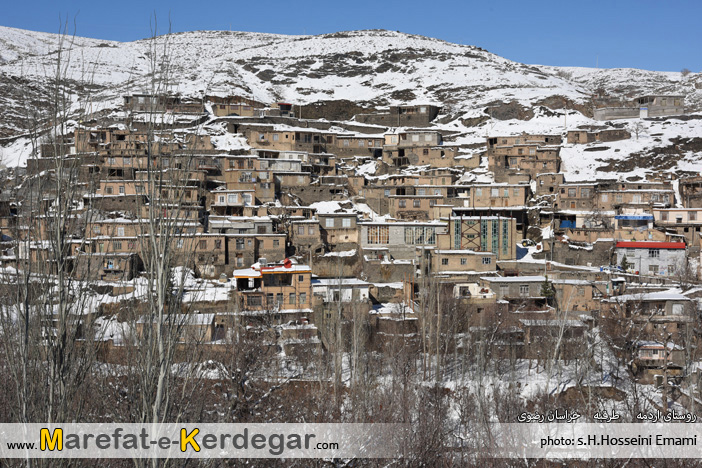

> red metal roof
[615,241,686,249]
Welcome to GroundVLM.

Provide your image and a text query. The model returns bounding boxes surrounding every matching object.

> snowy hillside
[1,26,701,176]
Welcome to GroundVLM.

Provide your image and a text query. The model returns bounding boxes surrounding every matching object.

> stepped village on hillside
[2,90,702,390]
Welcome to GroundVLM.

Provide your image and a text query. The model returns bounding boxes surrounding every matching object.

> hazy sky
[2,0,698,71]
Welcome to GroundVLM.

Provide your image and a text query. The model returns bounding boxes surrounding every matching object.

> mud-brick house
[232,259,313,324]
[602,290,695,341]
[354,104,441,127]
[206,95,266,117]
[318,213,359,249]
[289,219,323,256]
[567,127,630,144]
[630,341,685,384]
[388,195,444,221]
[429,249,497,277]
[653,208,702,244]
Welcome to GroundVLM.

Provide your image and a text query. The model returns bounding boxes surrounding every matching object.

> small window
[413,200,421,208]
[482,257,491,265]
[649,249,660,258]
[300,293,307,304]
[273,239,280,247]
[117,227,125,237]
[119,186,125,194]
[298,275,304,282]
[441,258,449,266]
[325,218,335,228]
[199,240,207,250]
[460,258,467,265]
[399,200,407,208]
[342,218,351,228]
[289,293,296,305]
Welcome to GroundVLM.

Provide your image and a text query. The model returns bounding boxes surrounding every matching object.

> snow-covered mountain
[1,26,701,176]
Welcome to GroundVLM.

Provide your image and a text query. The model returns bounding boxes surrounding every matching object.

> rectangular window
[482,257,491,265]
[649,249,660,258]
[413,200,421,208]
[113,241,122,250]
[568,188,576,197]
[273,239,280,247]
[368,226,389,244]
[441,258,449,266]
[325,218,335,228]
[601,194,609,202]
[399,200,406,208]
[476,188,482,197]
[519,284,529,296]
[300,293,307,304]
[214,240,222,249]
[199,240,207,250]
[289,293,296,305]
[298,225,305,235]
[417,188,426,196]
[105,187,114,195]
[308,226,315,235]
[491,188,499,198]
[661,211,669,221]
[342,218,351,228]
[117,227,125,237]
[460,258,467,265]
[689,211,697,221]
